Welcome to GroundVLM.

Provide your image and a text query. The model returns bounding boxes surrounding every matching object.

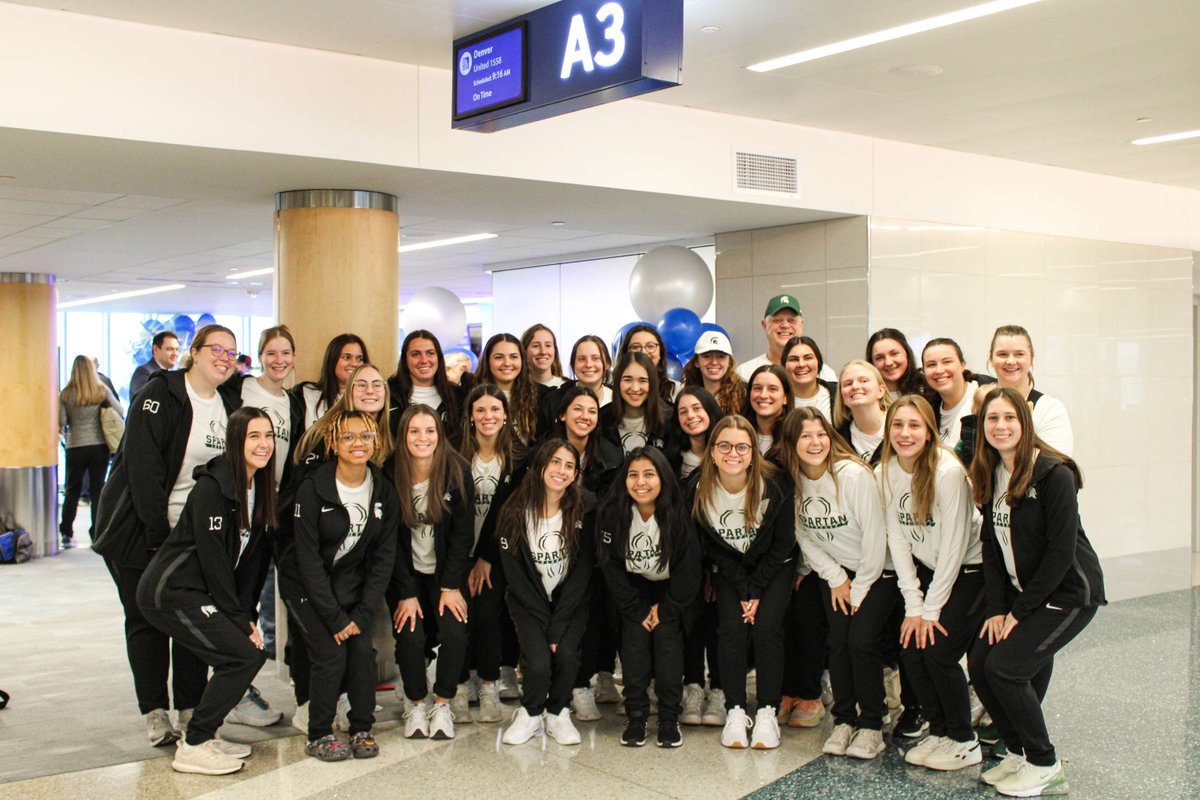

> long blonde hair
[878,395,950,525]
[62,355,106,406]
[833,359,894,428]
[296,363,393,466]
[691,414,777,526]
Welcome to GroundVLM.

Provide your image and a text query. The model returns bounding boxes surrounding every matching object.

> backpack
[0,528,32,564]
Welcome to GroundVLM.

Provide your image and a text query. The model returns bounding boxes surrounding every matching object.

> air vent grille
[734,151,797,194]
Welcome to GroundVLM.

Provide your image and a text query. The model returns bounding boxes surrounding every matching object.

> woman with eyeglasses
[94,324,243,749]
[689,415,796,750]
[387,330,464,449]
[619,324,682,402]
[294,334,369,429]
[279,410,398,762]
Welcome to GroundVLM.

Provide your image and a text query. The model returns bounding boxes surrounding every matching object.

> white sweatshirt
[796,460,888,609]
[878,448,982,622]
[1031,393,1073,457]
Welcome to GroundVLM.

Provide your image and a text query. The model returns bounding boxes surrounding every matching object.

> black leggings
[61,444,110,539]
[508,602,587,716]
[106,559,208,714]
[822,572,899,730]
[465,560,511,682]
[900,564,985,742]
[388,573,469,702]
[286,597,376,741]
[715,566,793,711]
[576,573,619,688]
[682,584,721,690]
[782,573,828,700]
[142,606,265,745]
[617,585,684,723]
[969,604,1096,766]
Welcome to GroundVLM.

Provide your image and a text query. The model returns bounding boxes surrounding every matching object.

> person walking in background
[60,355,124,548]
[130,331,180,399]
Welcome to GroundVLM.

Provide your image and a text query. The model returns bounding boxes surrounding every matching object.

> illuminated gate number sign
[452,0,682,133]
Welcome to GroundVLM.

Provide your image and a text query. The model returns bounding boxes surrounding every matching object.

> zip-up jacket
[473,456,529,566]
[836,419,883,465]
[596,503,702,624]
[277,460,398,634]
[136,456,267,633]
[689,473,797,601]
[387,456,475,596]
[93,370,240,568]
[599,402,671,453]
[499,490,597,644]
[220,373,306,489]
[980,453,1106,621]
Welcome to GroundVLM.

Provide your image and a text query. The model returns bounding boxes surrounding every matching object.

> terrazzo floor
[2,510,1198,799]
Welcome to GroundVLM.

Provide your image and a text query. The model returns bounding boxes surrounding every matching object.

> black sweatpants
[618,585,684,722]
[142,605,265,745]
[682,589,722,690]
[388,573,469,702]
[782,572,829,701]
[62,444,110,539]
[969,604,1096,766]
[286,597,376,741]
[466,562,509,682]
[576,573,620,689]
[106,559,208,714]
[822,571,899,730]
[509,603,587,716]
[900,564,985,742]
[715,565,792,711]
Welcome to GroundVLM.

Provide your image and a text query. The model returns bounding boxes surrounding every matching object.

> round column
[0,273,58,558]
[274,190,399,381]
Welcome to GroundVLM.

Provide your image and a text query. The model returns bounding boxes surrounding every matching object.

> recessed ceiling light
[890,64,943,77]
[57,283,186,309]
[225,267,275,280]
[1135,117,1152,123]
[747,0,1045,72]
[700,25,720,33]
[1131,129,1200,146]
[551,221,566,226]
[397,232,497,253]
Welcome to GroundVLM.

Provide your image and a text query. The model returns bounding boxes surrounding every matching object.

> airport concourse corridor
[2,538,1199,800]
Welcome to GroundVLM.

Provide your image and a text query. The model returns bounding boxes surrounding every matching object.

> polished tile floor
[2,528,1198,799]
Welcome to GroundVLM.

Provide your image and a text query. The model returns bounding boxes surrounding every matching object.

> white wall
[869,218,1195,559]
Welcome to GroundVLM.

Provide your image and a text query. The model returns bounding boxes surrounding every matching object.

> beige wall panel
[0,282,57,466]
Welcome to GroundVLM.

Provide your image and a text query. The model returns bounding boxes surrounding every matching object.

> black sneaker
[657,720,682,748]
[621,717,647,747]
[895,708,929,738]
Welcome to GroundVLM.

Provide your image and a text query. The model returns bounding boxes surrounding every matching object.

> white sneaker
[146,709,179,747]
[175,708,193,739]
[750,707,780,750]
[720,706,752,749]
[498,666,521,700]
[428,702,456,740]
[477,683,504,723]
[925,736,982,771]
[451,684,472,723]
[403,700,429,739]
[996,760,1067,797]
[571,687,602,721]
[904,735,947,766]
[502,707,543,745]
[822,723,855,756]
[702,689,728,727]
[883,666,902,710]
[208,735,253,759]
[594,671,621,704]
[226,686,283,727]
[332,693,351,732]
[545,708,581,745]
[172,740,243,775]
[846,728,885,760]
[291,701,309,735]
[680,684,704,726]
[982,752,1027,786]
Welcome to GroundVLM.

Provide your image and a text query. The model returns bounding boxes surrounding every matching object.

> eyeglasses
[714,442,752,455]
[337,432,377,445]
[629,342,659,354]
[352,380,386,391]
[201,344,241,361]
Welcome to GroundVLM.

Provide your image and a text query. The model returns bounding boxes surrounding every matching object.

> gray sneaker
[173,740,243,774]
[226,685,283,727]
[680,684,704,726]
[146,709,179,747]
[701,689,727,727]
[451,683,473,723]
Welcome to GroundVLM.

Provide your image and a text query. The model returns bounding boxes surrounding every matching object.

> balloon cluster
[402,287,467,348]
[616,246,727,380]
[132,312,217,364]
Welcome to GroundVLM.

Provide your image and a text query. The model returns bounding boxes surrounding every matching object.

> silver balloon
[401,287,467,349]
[628,246,713,322]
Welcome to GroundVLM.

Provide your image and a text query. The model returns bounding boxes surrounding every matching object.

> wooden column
[274,190,399,382]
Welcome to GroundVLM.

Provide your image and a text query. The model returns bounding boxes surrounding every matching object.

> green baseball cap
[763,294,803,318]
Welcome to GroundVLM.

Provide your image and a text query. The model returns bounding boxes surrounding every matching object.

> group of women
[87,317,1104,798]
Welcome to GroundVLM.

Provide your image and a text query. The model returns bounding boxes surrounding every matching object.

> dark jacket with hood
[596,501,702,625]
[93,370,240,569]
[387,456,475,596]
[979,453,1106,621]
[135,456,267,633]
[387,375,467,450]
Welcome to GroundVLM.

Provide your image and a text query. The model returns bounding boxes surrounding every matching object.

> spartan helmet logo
[268,406,286,431]
[621,429,648,451]
[899,492,912,512]
[997,490,1009,509]
[801,496,832,517]
[538,529,567,579]
[476,474,499,496]
[719,509,741,529]
[209,419,227,438]
[346,502,367,534]
[631,529,655,554]
[413,494,431,531]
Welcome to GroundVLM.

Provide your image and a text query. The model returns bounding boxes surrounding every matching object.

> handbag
[100,403,125,453]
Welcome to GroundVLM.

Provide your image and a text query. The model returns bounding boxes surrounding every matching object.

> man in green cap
[736,294,837,382]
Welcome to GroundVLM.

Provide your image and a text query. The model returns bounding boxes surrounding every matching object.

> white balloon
[628,246,713,322]
[401,287,467,349]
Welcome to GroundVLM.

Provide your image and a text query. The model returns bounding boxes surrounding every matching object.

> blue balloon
[612,321,652,359]
[658,307,703,357]
[665,353,684,381]
[698,322,728,338]
[197,313,217,328]
[444,347,478,371]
